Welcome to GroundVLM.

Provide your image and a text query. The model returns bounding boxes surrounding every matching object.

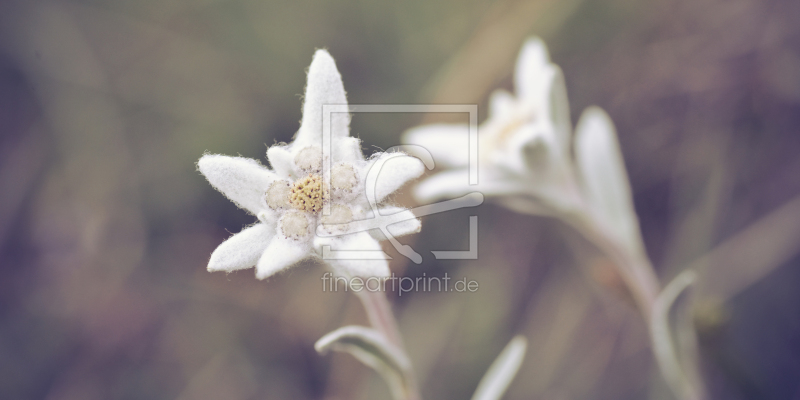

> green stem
[354,285,422,400]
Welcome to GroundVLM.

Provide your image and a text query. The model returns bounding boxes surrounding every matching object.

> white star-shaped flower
[403,37,575,213]
[403,37,645,262]
[198,50,424,280]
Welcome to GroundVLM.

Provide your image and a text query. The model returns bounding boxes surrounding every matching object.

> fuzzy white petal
[488,122,540,174]
[208,223,274,272]
[364,153,425,202]
[491,121,567,182]
[540,67,571,150]
[574,107,643,254]
[255,236,311,280]
[366,206,421,241]
[266,145,297,179]
[414,169,522,203]
[198,154,277,215]
[512,37,571,149]
[321,232,390,278]
[297,50,350,147]
[334,136,364,162]
[514,37,551,102]
[488,89,516,119]
[497,196,551,217]
[401,124,470,168]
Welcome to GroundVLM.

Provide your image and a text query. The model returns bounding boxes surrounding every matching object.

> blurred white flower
[403,37,657,308]
[404,38,647,257]
[404,37,576,215]
[198,50,423,280]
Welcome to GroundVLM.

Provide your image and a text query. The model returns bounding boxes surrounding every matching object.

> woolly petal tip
[334,136,364,162]
[364,153,425,203]
[314,326,413,400]
[414,169,472,203]
[514,37,551,100]
[574,106,643,255]
[322,232,391,279]
[266,145,296,179]
[541,66,571,149]
[488,89,515,119]
[208,223,274,273]
[510,37,572,154]
[298,49,350,144]
[197,154,278,215]
[414,169,523,204]
[401,124,470,168]
[255,236,311,280]
[367,207,420,241]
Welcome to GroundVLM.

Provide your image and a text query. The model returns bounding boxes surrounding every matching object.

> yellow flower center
[289,174,327,213]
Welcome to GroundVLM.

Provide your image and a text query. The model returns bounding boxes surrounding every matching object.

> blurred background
[1,0,800,399]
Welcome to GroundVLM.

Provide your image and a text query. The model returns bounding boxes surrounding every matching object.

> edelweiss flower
[198,50,423,280]
[403,37,576,214]
[403,37,645,265]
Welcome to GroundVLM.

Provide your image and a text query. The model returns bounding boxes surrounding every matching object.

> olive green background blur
[1,0,799,399]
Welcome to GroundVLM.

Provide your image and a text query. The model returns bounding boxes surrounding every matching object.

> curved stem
[651,271,706,400]
[578,219,660,319]
[355,289,404,348]
[560,185,708,400]
[354,286,422,400]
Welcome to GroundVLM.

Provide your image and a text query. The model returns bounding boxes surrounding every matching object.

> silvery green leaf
[315,326,414,400]
[471,335,528,400]
[651,270,706,400]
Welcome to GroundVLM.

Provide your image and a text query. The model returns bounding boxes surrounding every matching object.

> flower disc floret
[266,180,292,209]
[290,174,327,213]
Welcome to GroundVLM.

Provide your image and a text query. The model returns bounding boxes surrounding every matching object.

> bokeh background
[2,0,800,399]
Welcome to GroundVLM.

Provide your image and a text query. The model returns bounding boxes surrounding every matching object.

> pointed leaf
[471,336,528,400]
[316,326,414,400]
[651,270,706,400]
